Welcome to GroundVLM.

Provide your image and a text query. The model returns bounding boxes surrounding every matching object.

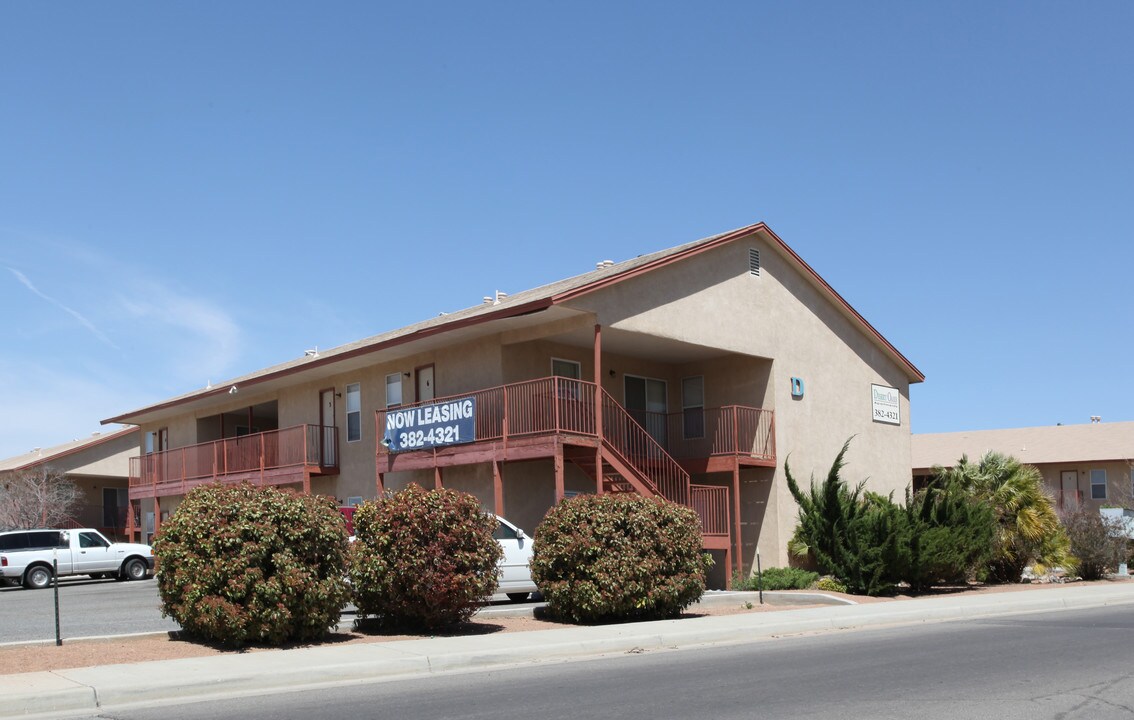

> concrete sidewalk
[5,583,1133,719]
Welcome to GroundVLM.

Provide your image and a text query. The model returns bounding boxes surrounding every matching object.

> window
[346,383,361,442]
[386,373,403,408]
[79,531,109,549]
[682,376,705,440]
[1091,469,1107,500]
[551,358,581,379]
[552,358,582,398]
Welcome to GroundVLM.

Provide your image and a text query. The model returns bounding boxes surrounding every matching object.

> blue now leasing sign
[383,397,476,452]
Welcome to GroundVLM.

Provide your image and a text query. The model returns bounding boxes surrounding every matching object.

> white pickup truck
[0,528,154,589]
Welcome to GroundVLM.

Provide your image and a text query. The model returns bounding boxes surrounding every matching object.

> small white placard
[871,384,901,425]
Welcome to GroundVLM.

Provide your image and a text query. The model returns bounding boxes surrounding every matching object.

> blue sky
[2,2,1131,460]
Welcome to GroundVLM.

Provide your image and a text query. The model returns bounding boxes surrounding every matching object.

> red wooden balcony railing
[129,424,337,492]
[691,484,730,538]
[635,406,776,462]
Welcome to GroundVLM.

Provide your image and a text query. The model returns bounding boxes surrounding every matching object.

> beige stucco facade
[0,428,138,537]
[913,422,1134,515]
[110,223,923,579]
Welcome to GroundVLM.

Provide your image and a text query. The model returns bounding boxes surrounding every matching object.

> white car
[493,516,538,602]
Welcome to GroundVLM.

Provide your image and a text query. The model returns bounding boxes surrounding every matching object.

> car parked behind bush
[349,483,502,631]
[531,493,711,623]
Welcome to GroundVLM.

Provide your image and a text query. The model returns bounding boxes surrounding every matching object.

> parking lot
[0,577,542,645]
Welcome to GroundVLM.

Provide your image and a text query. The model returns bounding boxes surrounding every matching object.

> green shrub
[349,484,501,631]
[815,576,847,593]
[786,440,906,596]
[153,483,350,647]
[904,480,995,591]
[531,493,711,623]
[740,566,819,591]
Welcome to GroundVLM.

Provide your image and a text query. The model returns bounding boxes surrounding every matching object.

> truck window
[0,533,29,551]
[28,531,64,550]
[79,532,110,549]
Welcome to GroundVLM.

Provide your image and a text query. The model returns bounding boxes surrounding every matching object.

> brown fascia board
[101,297,556,426]
[552,222,925,383]
[4,426,138,473]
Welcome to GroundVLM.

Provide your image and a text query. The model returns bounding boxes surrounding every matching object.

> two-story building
[104,222,923,585]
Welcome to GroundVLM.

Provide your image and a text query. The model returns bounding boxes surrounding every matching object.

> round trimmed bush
[153,483,351,647]
[531,493,712,623]
[349,483,502,631]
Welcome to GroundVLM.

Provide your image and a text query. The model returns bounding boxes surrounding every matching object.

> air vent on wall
[749,248,760,276]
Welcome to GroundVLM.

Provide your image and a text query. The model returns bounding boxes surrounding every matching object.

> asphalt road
[0,577,541,644]
[63,604,1134,720]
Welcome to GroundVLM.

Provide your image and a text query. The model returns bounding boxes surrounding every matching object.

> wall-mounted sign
[383,397,476,452]
[790,377,805,398]
[871,384,901,425]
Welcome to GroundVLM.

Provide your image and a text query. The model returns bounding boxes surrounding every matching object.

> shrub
[786,440,907,596]
[932,452,1070,582]
[1062,508,1127,580]
[349,484,501,631]
[531,493,712,623]
[816,576,848,593]
[153,483,350,647]
[739,566,819,591]
[904,481,995,591]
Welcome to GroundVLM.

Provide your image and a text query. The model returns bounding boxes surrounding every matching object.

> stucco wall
[565,237,914,569]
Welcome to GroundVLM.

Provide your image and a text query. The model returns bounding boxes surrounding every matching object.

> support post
[594,323,603,495]
[376,470,385,496]
[554,443,565,503]
[493,460,504,516]
[434,466,443,490]
[732,459,743,578]
[152,498,161,538]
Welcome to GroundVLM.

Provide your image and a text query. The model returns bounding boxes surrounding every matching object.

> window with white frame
[386,373,403,408]
[346,383,361,442]
[1090,469,1107,500]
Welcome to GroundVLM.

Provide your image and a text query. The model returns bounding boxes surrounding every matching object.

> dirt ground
[1,580,1121,676]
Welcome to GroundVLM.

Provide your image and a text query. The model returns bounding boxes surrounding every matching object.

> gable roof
[0,426,138,473]
[104,222,923,426]
[912,422,1134,471]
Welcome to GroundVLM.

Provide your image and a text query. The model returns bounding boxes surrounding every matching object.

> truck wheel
[122,558,148,581]
[24,565,53,590]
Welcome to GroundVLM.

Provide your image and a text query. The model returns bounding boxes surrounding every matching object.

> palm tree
[933,451,1069,582]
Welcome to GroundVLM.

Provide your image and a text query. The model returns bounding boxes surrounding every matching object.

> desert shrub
[349,484,501,631]
[531,493,712,623]
[786,440,907,596]
[932,452,1070,583]
[153,483,350,647]
[815,576,848,593]
[740,566,819,591]
[1062,508,1128,580]
[904,481,995,591]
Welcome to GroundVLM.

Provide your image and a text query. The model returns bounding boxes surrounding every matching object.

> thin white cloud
[6,266,119,349]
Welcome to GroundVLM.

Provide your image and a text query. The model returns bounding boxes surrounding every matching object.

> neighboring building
[0,427,138,538]
[912,421,1134,512]
[104,222,923,584]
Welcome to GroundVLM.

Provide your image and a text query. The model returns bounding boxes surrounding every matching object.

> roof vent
[305,347,319,358]
[749,248,760,276]
[595,259,615,270]
[484,290,508,305]
[1091,416,1101,423]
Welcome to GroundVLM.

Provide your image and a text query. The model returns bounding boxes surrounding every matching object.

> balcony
[129,424,338,499]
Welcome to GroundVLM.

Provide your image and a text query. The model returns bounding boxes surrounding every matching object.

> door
[74,531,118,574]
[493,517,536,593]
[103,488,128,530]
[624,375,668,447]
[1061,471,1079,511]
[416,364,435,403]
[320,389,336,467]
